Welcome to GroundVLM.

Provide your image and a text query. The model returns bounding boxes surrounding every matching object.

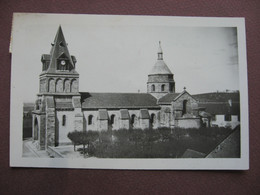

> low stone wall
[175,118,200,129]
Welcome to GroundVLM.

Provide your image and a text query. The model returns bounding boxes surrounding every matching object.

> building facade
[31,27,238,150]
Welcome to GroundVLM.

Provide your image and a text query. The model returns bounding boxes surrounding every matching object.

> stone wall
[46,97,56,148]
[83,109,160,131]
[32,111,46,150]
[175,118,200,129]
[56,110,76,144]
[39,75,79,94]
[159,105,172,127]
[147,74,175,98]
[172,92,199,118]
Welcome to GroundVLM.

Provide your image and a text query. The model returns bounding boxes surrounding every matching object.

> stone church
[32,26,202,150]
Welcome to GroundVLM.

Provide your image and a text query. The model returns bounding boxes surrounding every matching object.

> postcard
[10,13,249,169]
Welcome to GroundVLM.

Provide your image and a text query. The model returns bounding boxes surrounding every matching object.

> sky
[11,14,240,102]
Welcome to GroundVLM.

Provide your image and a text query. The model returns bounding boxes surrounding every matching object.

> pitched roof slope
[193,92,240,103]
[206,126,240,158]
[194,92,240,115]
[46,26,77,74]
[81,92,160,109]
[158,93,180,104]
[199,102,240,115]
[149,60,173,75]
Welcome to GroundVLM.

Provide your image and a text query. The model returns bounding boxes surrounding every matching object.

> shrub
[68,130,99,156]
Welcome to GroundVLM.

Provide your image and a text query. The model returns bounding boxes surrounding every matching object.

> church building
[32,26,202,150]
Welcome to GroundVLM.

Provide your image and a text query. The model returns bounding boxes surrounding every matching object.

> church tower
[39,26,79,94]
[32,26,83,150]
[147,42,175,99]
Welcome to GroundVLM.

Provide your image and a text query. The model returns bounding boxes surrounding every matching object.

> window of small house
[224,114,231,121]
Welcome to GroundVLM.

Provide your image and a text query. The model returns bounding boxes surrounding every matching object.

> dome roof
[149,60,173,75]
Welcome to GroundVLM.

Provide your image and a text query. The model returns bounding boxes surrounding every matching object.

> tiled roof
[41,54,50,61]
[206,127,240,158]
[193,92,239,103]
[81,92,160,109]
[149,60,173,75]
[158,93,180,104]
[194,92,240,115]
[46,26,77,74]
[199,102,240,115]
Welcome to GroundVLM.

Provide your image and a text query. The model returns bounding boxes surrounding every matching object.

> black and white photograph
[10,13,249,169]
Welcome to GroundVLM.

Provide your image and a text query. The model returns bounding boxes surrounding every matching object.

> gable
[158,93,180,104]
[173,91,197,103]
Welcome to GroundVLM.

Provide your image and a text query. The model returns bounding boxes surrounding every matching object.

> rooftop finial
[158,41,163,60]
[184,87,186,91]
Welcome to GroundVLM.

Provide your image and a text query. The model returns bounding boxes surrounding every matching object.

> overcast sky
[11,14,240,102]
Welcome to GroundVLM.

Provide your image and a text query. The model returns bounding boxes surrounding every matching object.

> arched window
[64,79,70,92]
[151,85,155,92]
[150,113,155,126]
[161,84,165,92]
[110,114,115,125]
[48,79,55,92]
[131,114,136,125]
[183,100,188,116]
[62,115,66,126]
[71,79,78,92]
[88,115,93,125]
[56,79,63,92]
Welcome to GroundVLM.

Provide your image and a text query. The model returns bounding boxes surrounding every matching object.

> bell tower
[147,42,175,99]
[32,26,83,150]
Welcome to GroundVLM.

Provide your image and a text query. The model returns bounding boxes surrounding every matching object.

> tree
[67,131,81,151]
[68,130,99,156]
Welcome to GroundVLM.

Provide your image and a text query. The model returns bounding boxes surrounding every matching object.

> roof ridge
[80,92,150,95]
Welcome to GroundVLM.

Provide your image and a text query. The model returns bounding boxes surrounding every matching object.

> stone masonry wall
[175,118,200,129]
